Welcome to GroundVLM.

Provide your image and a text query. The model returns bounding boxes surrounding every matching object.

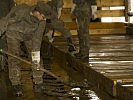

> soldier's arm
[0,17,8,37]
[31,20,46,64]
[0,6,17,37]
[32,21,46,52]
[71,3,76,14]
[0,5,24,36]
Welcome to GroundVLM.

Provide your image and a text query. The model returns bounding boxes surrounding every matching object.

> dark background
[0,0,14,19]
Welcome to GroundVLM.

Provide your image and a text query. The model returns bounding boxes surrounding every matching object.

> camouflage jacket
[0,4,45,38]
[0,4,46,51]
[36,2,58,19]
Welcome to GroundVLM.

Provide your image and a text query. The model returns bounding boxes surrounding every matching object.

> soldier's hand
[31,51,40,70]
[68,45,76,52]
[91,5,98,20]
[46,19,51,23]
[71,4,76,14]
[127,12,133,16]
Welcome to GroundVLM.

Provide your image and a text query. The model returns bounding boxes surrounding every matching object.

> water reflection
[0,65,101,100]
[69,88,100,100]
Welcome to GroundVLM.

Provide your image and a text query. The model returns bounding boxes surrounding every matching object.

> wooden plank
[116,83,133,100]
[63,0,125,8]
[60,9,125,19]
[97,0,125,7]
[15,0,125,18]
[47,35,133,97]
[54,29,126,36]
[90,28,126,35]
[90,57,133,61]
[64,22,125,29]
[15,0,125,7]
[97,10,125,17]
[63,0,73,8]
[54,28,126,36]
[90,52,133,57]
[14,0,50,5]
[14,0,37,5]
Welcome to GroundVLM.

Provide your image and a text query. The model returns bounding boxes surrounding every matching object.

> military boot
[74,40,89,59]
[12,84,23,97]
[34,83,44,93]
[66,37,76,52]
[74,50,89,59]
[75,31,89,59]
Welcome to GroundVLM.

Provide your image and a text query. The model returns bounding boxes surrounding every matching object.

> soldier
[71,0,98,59]
[0,4,46,96]
[36,1,76,52]
[0,1,75,96]
[41,0,64,65]
[71,0,91,59]
[45,0,64,42]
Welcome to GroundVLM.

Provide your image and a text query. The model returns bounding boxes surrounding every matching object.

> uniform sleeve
[32,21,46,52]
[7,4,30,23]
[90,0,97,5]
[0,6,16,36]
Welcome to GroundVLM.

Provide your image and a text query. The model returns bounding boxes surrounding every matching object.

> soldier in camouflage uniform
[36,1,75,52]
[0,4,46,96]
[0,1,75,96]
[45,0,64,42]
[71,0,98,59]
[71,0,91,59]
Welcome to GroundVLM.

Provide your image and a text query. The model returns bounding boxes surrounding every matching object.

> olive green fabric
[0,4,46,85]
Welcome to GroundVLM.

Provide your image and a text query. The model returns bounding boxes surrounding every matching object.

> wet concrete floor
[52,35,133,100]
[0,59,101,100]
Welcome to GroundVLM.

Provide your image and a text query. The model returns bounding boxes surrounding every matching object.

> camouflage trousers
[7,37,44,85]
[76,15,90,55]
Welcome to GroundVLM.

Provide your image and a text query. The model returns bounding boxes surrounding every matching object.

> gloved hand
[57,8,62,18]
[127,12,133,16]
[91,5,98,20]
[46,19,51,23]
[68,45,76,52]
[71,4,76,14]
[31,51,40,70]
[67,37,76,52]
[45,30,54,43]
